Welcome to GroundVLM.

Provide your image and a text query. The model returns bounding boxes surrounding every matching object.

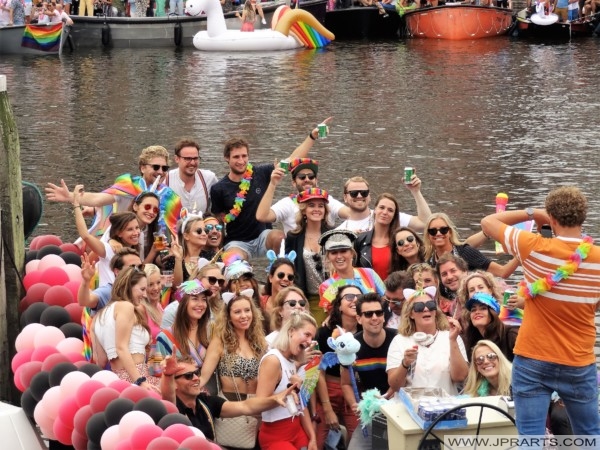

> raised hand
[45,179,73,203]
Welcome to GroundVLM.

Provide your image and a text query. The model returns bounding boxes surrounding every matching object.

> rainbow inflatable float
[185,0,334,51]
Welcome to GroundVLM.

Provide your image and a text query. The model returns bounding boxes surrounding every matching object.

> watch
[525,207,534,220]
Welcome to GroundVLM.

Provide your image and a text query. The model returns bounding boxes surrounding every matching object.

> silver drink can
[285,394,298,415]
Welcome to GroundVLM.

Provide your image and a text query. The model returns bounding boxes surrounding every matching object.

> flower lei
[517,236,593,301]
[224,163,253,224]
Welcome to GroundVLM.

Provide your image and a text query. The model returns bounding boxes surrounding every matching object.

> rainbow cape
[88,173,182,239]
[498,305,523,326]
[319,268,385,310]
[21,23,63,52]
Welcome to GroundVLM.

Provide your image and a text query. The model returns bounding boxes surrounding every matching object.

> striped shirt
[501,224,600,366]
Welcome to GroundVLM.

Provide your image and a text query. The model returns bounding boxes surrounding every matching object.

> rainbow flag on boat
[21,23,63,53]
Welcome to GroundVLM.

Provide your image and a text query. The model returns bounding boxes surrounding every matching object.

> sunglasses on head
[284,299,307,308]
[142,203,159,214]
[204,224,223,233]
[276,272,295,282]
[475,352,498,366]
[179,156,199,163]
[397,235,416,247]
[346,190,369,199]
[146,163,170,172]
[427,226,450,236]
[175,368,201,380]
[384,296,404,306]
[341,293,359,302]
[361,309,384,318]
[296,174,316,181]
[193,227,207,235]
[207,276,225,287]
[412,300,437,313]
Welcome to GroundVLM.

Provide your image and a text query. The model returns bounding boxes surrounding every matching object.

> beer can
[317,123,328,138]
[503,289,515,306]
[279,159,290,173]
[404,167,414,184]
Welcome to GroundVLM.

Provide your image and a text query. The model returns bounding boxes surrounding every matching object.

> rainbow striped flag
[21,23,62,53]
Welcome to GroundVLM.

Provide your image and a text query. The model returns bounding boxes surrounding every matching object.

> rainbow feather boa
[224,164,253,224]
[517,236,593,302]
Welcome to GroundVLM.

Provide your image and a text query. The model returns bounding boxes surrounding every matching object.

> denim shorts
[224,229,271,259]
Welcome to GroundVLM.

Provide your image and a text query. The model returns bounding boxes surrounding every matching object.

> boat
[324,6,405,39]
[0,22,67,56]
[404,3,514,40]
[68,0,327,48]
[186,0,334,51]
[514,8,600,39]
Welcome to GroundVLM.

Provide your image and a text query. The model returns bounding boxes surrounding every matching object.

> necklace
[224,163,253,224]
[517,236,593,301]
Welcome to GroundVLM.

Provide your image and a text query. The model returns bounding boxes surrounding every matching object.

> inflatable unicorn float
[530,0,559,25]
[185,0,335,51]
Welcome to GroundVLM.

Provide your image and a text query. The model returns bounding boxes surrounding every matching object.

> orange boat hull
[405,5,514,40]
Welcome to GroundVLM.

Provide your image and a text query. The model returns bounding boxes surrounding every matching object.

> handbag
[214,370,258,449]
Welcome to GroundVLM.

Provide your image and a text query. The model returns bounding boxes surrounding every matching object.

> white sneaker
[261,18,266,24]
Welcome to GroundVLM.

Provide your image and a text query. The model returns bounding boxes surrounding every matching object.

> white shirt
[271,195,345,235]
[337,210,412,234]
[166,168,218,213]
[386,331,468,395]
[98,241,116,287]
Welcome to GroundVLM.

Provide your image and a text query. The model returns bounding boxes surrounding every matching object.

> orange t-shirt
[500,224,600,366]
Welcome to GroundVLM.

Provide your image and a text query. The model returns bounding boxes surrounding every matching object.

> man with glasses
[165,139,218,213]
[383,271,412,330]
[336,175,432,234]
[161,356,298,442]
[341,293,396,450]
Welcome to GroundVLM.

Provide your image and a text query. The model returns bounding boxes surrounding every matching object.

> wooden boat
[324,6,405,39]
[514,9,600,39]
[0,22,67,56]
[69,0,327,48]
[404,3,514,40]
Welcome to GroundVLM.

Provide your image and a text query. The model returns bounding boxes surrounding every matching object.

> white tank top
[94,303,150,360]
[260,349,297,423]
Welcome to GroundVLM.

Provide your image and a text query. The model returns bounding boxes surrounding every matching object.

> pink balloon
[75,380,106,408]
[91,370,120,386]
[100,425,121,450]
[60,371,90,400]
[13,365,26,392]
[115,441,133,450]
[23,271,43,291]
[180,436,213,450]
[162,399,179,414]
[118,411,155,440]
[43,285,74,307]
[60,243,82,255]
[34,401,56,440]
[25,259,40,274]
[58,396,80,429]
[53,416,74,445]
[129,424,163,450]
[89,387,120,414]
[64,299,83,322]
[146,437,179,450]
[71,429,88,450]
[11,348,35,372]
[34,235,63,249]
[15,323,45,352]
[31,345,59,362]
[120,385,151,403]
[108,379,132,393]
[42,385,62,420]
[33,326,65,348]
[64,352,86,364]
[40,267,69,287]
[64,264,83,283]
[41,352,71,372]
[19,361,43,390]
[162,423,195,443]
[38,254,67,272]
[73,404,93,435]
[57,337,84,355]
[25,282,52,302]
[148,389,162,400]
[189,426,206,438]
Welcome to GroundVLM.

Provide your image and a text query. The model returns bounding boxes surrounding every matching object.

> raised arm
[285,117,333,161]
[448,318,469,383]
[197,336,223,389]
[404,174,432,233]
[72,185,107,258]
[46,179,114,207]
[77,253,99,309]
[256,167,286,223]
[481,208,550,242]
[486,257,520,279]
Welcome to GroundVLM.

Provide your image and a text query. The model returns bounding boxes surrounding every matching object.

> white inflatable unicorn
[531,0,559,25]
[185,0,335,51]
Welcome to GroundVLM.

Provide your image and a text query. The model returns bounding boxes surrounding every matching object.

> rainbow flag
[21,23,63,53]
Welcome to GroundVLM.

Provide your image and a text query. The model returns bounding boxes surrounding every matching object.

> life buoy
[174,22,182,46]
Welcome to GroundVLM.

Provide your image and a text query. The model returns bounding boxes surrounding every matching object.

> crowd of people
[44,119,600,448]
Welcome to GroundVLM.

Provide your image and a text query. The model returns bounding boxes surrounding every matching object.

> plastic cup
[153,232,167,251]
[162,270,174,288]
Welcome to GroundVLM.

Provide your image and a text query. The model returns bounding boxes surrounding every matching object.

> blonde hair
[398,292,449,337]
[422,213,465,262]
[273,312,317,361]
[138,145,170,168]
[142,264,163,327]
[462,340,512,397]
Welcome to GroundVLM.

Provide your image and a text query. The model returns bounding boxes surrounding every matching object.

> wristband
[308,132,316,141]
[73,205,83,210]
[401,359,411,370]
[134,376,147,386]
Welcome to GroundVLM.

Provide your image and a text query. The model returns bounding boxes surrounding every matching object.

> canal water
[2,38,600,256]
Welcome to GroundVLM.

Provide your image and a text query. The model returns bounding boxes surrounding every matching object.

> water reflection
[2,39,600,245]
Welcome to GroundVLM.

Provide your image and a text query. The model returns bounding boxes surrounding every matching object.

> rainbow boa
[319,268,385,310]
[517,236,594,302]
[88,173,182,239]
[224,164,253,224]
[498,305,524,326]
[161,287,172,309]
[82,307,93,362]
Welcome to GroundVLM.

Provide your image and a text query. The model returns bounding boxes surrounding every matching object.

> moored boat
[324,6,405,39]
[0,22,67,56]
[514,9,600,39]
[404,3,514,40]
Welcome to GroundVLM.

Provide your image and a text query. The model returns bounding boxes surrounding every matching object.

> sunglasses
[342,293,359,302]
[193,228,207,235]
[207,276,225,287]
[142,203,159,214]
[129,264,146,273]
[145,163,170,172]
[386,298,404,307]
[296,174,316,181]
[427,226,450,236]
[475,352,498,366]
[346,190,370,199]
[179,156,199,163]
[412,300,437,313]
[311,253,323,272]
[284,299,307,308]
[175,368,201,380]
[204,224,223,233]
[397,235,416,247]
[361,310,384,318]
[276,272,295,282]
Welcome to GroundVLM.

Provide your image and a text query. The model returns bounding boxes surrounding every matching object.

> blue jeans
[512,356,600,437]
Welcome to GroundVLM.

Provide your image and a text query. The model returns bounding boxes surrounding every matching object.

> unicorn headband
[403,286,437,302]
[180,207,203,234]
[222,289,255,305]
[266,239,297,273]
[175,279,211,300]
